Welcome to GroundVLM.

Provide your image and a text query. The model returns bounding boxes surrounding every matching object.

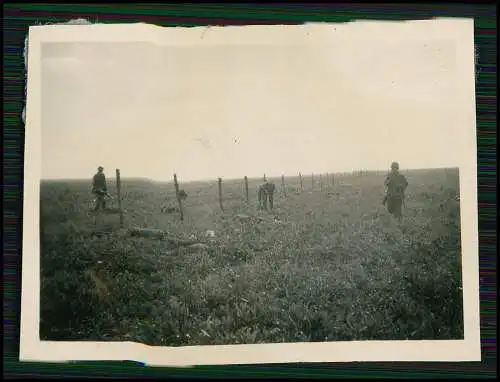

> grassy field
[39,168,464,345]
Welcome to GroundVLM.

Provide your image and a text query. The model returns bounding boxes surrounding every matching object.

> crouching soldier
[92,166,108,212]
[258,181,276,210]
[383,161,408,220]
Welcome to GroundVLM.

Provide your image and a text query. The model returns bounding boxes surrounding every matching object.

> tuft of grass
[40,168,464,344]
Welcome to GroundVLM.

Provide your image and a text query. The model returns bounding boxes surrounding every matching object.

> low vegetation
[40,168,463,345]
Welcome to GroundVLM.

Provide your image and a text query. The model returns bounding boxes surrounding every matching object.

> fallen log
[128,227,202,247]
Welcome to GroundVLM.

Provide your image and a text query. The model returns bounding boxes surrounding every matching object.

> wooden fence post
[319,173,323,191]
[281,174,286,197]
[218,177,224,212]
[244,176,249,202]
[311,173,314,190]
[299,172,303,192]
[115,169,124,228]
[173,173,184,221]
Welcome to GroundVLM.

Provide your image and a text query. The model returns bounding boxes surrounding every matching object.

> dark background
[4,3,497,379]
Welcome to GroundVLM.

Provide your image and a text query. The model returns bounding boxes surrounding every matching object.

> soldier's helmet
[98,166,104,172]
[391,162,399,170]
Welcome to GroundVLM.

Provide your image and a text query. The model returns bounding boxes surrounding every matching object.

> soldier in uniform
[258,181,276,210]
[92,166,108,212]
[383,162,408,220]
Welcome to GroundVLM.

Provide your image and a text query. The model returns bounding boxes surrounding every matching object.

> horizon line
[40,166,459,183]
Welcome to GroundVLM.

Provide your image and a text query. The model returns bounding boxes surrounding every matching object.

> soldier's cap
[98,166,104,171]
[391,162,399,169]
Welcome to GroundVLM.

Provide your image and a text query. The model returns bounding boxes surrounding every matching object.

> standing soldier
[92,166,108,212]
[383,161,408,220]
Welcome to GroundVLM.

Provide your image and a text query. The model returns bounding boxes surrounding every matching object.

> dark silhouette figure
[258,181,276,210]
[92,166,108,212]
[383,162,408,220]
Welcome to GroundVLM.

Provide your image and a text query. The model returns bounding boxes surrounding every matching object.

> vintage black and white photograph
[22,20,480,365]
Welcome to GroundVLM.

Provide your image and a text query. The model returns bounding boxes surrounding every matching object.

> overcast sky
[41,30,468,182]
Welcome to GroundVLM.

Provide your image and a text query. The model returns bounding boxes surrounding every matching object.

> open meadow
[39,168,464,345]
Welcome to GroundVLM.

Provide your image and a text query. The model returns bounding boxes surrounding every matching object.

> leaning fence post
[244,176,249,202]
[173,173,184,221]
[218,177,224,212]
[115,169,124,228]
[281,174,286,197]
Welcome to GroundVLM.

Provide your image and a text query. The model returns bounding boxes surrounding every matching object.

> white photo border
[21,20,481,366]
